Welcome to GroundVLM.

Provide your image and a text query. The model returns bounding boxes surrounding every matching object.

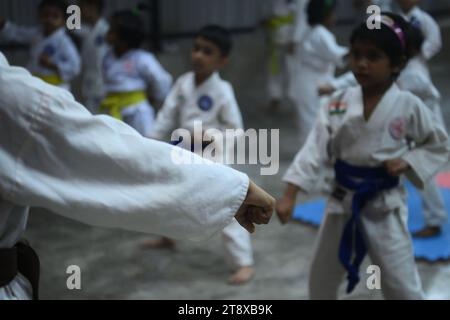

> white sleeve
[420,13,442,60]
[329,71,357,90]
[402,97,449,189]
[54,35,81,82]
[149,80,181,141]
[290,0,309,43]
[0,22,39,44]
[0,65,249,242]
[138,53,173,104]
[316,31,348,68]
[283,101,332,192]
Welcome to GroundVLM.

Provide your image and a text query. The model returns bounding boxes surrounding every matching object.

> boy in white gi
[73,0,109,113]
[0,0,80,91]
[290,0,348,146]
[144,25,255,285]
[101,10,172,137]
[0,51,275,300]
[276,14,449,299]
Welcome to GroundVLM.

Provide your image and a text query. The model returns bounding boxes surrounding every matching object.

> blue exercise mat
[293,182,450,261]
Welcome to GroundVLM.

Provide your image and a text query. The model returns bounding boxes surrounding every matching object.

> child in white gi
[143,25,255,285]
[394,0,442,63]
[101,10,172,137]
[263,0,299,111]
[73,0,109,113]
[320,21,448,238]
[290,0,348,146]
[0,51,275,300]
[0,0,80,91]
[276,14,449,299]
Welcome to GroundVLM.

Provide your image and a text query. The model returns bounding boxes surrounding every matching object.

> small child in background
[394,0,442,63]
[101,9,172,136]
[0,0,80,90]
[289,0,348,146]
[277,14,449,299]
[73,0,109,113]
[143,25,256,285]
[263,0,298,112]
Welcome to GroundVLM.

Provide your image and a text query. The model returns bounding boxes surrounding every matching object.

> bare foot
[140,237,176,250]
[228,266,255,285]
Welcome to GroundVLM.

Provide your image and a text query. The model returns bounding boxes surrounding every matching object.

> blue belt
[334,159,399,294]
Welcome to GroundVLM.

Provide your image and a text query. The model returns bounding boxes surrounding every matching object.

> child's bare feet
[228,266,255,285]
[140,237,176,250]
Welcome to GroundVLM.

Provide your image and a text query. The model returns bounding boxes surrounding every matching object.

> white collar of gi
[45,27,66,40]
[402,6,421,20]
[194,71,220,89]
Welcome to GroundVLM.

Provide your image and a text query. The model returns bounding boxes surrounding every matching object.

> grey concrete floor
[21,19,450,300]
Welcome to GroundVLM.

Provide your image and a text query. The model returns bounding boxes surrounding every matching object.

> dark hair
[408,25,424,55]
[110,10,146,48]
[38,0,68,16]
[196,25,232,57]
[80,0,104,13]
[307,0,337,26]
[350,12,412,71]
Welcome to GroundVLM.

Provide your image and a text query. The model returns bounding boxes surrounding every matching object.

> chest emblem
[328,101,347,116]
[198,95,213,111]
[388,117,406,140]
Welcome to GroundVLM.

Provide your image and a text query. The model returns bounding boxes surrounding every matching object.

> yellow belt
[266,14,295,75]
[266,14,295,30]
[100,91,147,120]
[34,74,64,86]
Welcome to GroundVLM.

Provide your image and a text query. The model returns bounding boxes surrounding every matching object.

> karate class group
[0,0,449,300]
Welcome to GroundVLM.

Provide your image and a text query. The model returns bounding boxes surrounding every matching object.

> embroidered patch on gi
[328,101,347,116]
[198,95,213,111]
[388,117,406,140]
[123,61,135,73]
[42,44,55,56]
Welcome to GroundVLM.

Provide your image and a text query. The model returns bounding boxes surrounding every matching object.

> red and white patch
[123,61,135,73]
[388,117,406,140]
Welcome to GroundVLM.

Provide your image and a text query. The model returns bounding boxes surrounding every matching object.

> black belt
[0,241,40,300]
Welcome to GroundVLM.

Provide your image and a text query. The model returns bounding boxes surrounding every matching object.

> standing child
[394,0,442,63]
[143,25,255,285]
[290,0,348,146]
[276,14,449,299]
[101,9,172,137]
[263,0,299,112]
[319,19,448,238]
[74,0,109,113]
[0,0,80,90]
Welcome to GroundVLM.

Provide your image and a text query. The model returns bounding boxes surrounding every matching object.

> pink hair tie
[380,15,406,51]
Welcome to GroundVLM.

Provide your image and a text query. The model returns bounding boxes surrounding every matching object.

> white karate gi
[396,6,442,61]
[151,72,254,268]
[0,23,80,90]
[284,84,449,299]
[332,59,448,228]
[74,18,110,113]
[0,53,249,299]
[102,49,173,136]
[289,24,348,145]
